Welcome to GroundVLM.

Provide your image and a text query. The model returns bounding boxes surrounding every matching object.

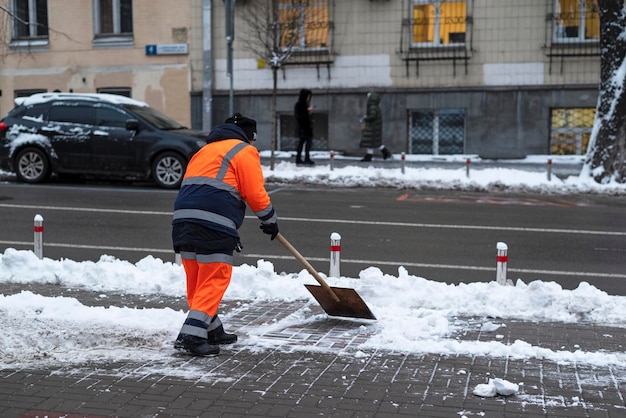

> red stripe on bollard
[34,214,44,259]
[329,232,341,278]
[496,242,508,285]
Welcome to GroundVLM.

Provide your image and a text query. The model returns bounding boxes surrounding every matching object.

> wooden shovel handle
[276,233,341,302]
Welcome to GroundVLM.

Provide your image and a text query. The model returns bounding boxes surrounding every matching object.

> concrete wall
[209,85,599,157]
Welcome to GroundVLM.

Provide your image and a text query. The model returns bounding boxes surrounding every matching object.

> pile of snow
[2,248,626,373]
[473,378,520,397]
[258,154,625,195]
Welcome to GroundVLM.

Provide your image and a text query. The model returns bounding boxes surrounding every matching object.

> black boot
[381,147,392,160]
[174,333,219,356]
[303,158,315,166]
[207,325,238,345]
[361,153,372,162]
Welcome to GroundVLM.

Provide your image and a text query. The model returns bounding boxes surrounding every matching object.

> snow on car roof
[14,92,149,108]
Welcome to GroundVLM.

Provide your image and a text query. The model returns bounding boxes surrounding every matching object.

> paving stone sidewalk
[1,284,625,418]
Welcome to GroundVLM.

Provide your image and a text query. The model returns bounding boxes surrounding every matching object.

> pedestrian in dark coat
[359,92,391,162]
[294,89,315,165]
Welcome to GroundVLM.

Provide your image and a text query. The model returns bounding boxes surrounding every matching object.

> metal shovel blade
[277,232,377,320]
[304,284,377,320]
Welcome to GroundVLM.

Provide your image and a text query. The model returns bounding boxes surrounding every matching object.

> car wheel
[152,152,186,189]
[15,147,51,183]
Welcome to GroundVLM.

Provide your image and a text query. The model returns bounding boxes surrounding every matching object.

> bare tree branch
[236,0,314,170]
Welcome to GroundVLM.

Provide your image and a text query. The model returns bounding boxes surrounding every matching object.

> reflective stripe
[180,251,196,260]
[179,251,233,264]
[180,309,212,338]
[217,142,249,180]
[188,310,211,323]
[173,208,237,230]
[181,176,242,202]
[257,206,277,224]
[197,253,233,264]
[180,324,206,338]
[255,204,274,219]
[207,315,223,333]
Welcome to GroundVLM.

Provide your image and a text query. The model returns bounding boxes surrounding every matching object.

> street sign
[145,44,189,56]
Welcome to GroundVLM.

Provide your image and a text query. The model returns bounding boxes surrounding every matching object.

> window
[279,0,329,50]
[410,109,465,154]
[279,112,328,151]
[10,0,48,44]
[94,0,133,45]
[14,88,46,98]
[553,0,599,42]
[550,108,594,155]
[96,106,132,128]
[411,0,466,46]
[16,103,49,122]
[97,87,132,97]
[49,103,95,125]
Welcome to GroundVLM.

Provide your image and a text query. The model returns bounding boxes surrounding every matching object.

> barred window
[279,0,329,50]
[550,108,594,155]
[411,0,466,46]
[410,109,465,154]
[553,0,599,43]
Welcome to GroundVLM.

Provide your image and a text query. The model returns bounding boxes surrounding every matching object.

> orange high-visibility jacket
[172,124,276,239]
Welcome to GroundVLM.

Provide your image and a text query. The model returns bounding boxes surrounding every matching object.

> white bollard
[496,242,508,285]
[466,158,471,178]
[34,214,44,259]
[547,158,552,181]
[401,152,406,174]
[330,150,335,171]
[175,252,182,265]
[329,232,341,278]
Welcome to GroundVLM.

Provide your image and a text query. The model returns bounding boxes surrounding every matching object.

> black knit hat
[225,113,257,142]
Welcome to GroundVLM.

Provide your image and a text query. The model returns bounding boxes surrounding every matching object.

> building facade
[0,0,196,128]
[206,0,600,158]
[0,1,601,158]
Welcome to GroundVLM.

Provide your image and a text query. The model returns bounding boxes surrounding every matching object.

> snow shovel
[276,233,376,320]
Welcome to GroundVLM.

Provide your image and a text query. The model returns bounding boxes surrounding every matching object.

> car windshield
[122,104,186,130]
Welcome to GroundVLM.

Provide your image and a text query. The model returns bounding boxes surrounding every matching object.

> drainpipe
[225,0,235,116]
[202,0,213,131]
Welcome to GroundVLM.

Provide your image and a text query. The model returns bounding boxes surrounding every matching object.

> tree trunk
[584,2,626,183]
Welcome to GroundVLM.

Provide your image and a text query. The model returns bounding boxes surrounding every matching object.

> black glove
[260,222,279,240]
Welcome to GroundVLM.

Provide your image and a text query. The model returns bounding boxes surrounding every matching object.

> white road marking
[1,203,623,236]
[3,203,623,279]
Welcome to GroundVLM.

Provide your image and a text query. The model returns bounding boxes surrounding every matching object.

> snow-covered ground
[257,152,624,195]
[1,154,625,398]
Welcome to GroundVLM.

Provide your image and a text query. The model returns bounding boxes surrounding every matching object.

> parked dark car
[0,92,208,188]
